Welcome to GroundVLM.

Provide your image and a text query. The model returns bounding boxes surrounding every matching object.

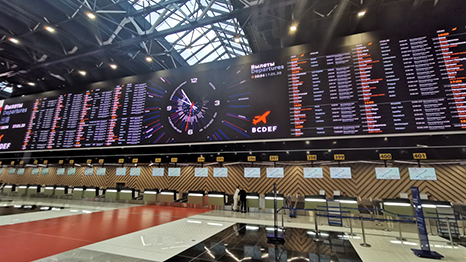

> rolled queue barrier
[187,190,204,207]
[105,188,118,201]
[143,188,158,204]
[159,189,177,204]
[119,188,135,201]
[265,193,285,210]
[246,193,260,212]
[207,191,225,208]
[72,186,84,200]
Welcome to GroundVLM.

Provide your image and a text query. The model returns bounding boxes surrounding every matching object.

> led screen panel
[56,168,65,175]
[130,168,141,176]
[195,168,208,177]
[84,168,94,176]
[1,26,466,152]
[8,168,15,175]
[244,167,260,178]
[31,168,39,175]
[152,168,164,177]
[17,168,24,175]
[375,167,401,180]
[116,167,126,176]
[96,168,106,176]
[303,167,323,179]
[67,168,76,175]
[41,168,49,175]
[266,168,284,178]
[408,167,437,180]
[330,167,351,179]
[168,168,180,177]
[213,167,228,177]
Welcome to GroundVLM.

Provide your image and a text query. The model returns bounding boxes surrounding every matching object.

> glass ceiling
[132,0,252,65]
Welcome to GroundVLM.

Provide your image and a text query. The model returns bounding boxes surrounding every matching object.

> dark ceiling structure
[0,0,455,99]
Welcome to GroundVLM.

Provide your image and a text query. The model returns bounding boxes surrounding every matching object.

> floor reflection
[0,204,65,216]
[166,224,362,262]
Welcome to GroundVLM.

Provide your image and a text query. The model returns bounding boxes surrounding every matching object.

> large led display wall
[1,25,466,152]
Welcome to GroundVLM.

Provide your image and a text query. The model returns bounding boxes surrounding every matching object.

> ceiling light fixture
[27,82,35,86]
[290,25,297,32]
[110,64,117,69]
[234,35,240,43]
[145,56,153,62]
[45,26,55,33]
[358,10,366,17]
[78,71,87,76]
[87,12,96,19]
[9,38,19,44]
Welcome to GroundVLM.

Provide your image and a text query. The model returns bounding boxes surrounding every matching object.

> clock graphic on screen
[166,78,220,136]
[141,65,252,144]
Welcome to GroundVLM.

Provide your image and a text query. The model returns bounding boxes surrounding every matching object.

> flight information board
[1,25,466,152]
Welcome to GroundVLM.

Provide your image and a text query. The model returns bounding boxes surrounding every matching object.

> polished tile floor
[1,196,465,262]
[166,224,362,262]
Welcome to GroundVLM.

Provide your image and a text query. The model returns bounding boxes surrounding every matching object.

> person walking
[239,188,247,213]
[233,186,240,212]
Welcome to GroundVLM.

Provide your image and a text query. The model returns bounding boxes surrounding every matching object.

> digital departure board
[1,25,466,152]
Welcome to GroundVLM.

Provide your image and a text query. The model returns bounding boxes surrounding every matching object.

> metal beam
[11,0,297,72]
[126,0,188,17]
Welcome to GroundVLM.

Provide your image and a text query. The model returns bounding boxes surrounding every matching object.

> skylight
[132,0,251,65]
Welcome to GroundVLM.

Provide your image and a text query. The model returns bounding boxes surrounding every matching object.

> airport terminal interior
[1,0,466,261]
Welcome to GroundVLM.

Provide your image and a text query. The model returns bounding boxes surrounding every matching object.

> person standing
[233,186,240,212]
[239,188,247,213]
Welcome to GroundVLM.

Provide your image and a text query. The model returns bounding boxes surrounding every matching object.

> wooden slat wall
[1,163,465,203]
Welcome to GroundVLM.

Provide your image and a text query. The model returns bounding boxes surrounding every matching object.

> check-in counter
[2,184,15,194]
[27,185,40,197]
[44,186,55,196]
[72,187,84,199]
[304,195,327,210]
[105,188,118,201]
[383,198,413,218]
[246,193,260,209]
[208,191,225,206]
[54,186,68,197]
[84,187,98,198]
[265,193,285,210]
[421,200,452,219]
[159,190,177,203]
[18,185,28,196]
[335,196,359,215]
[119,188,134,201]
[187,191,204,205]
[143,188,158,203]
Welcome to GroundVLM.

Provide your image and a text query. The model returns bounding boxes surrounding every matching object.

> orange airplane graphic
[253,111,270,125]
[0,134,3,142]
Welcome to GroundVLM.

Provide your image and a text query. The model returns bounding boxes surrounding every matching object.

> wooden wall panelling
[0,168,17,184]
[16,167,37,185]
[56,166,82,186]
[0,163,465,203]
